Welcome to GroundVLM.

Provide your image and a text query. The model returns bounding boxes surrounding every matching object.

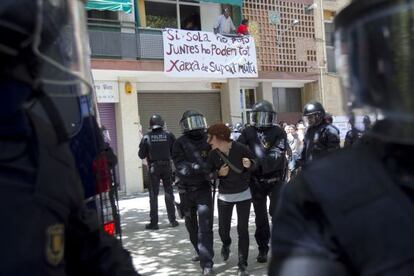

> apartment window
[145,0,201,30]
[87,10,119,21]
[273,88,302,113]
[325,21,336,73]
[240,88,257,124]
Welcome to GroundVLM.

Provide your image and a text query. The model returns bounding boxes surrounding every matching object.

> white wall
[115,79,143,194]
[221,78,242,124]
[200,2,222,32]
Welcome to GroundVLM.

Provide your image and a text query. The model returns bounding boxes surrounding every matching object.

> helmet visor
[250,111,276,128]
[180,115,207,133]
[336,1,414,143]
[303,113,323,128]
[35,0,92,97]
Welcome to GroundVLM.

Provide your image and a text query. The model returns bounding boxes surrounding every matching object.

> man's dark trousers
[180,188,214,269]
[251,177,283,253]
[148,162,176,224]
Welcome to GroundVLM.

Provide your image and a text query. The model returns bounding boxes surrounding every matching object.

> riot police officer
[363,115,372,131]
[344,113,363,148]
[0,0,139,275]
[325,112,341,136]
[172,110,214,275]
[300,101,340,164]
[270,0,414,275]
[230,122,243,141]
[237,100,287,263]
[139,114,178,230]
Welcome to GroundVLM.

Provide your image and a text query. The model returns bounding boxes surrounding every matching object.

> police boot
[169,220,179,227]
[145,223,159,230]
[202,267,214,275]
[256,250,268,263]
[221,245,230,261]
[238,265,249,276]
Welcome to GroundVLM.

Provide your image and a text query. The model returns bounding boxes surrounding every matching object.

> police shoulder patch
[45,224,65,266]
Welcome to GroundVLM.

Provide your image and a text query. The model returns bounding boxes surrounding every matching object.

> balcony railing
[88,20,164,60]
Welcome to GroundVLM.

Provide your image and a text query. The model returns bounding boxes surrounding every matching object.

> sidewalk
[119,191,269,276]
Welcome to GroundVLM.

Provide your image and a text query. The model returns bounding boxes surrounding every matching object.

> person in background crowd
[138,114,178,230]
[182,13,201,31]
[231,122,243,141]
[296,122,306,143]
[270,0,414,274]
[278,121,287,130]
[325,112,341,137]
[172,111,214,276]
[214,8,236,34]
[344,113,363,148]
[237,19,249,35]
[238,101,288,263]
[300,101,340,165]
[207,124,255,276]
[363,115,372,132]
[286,125,301,180]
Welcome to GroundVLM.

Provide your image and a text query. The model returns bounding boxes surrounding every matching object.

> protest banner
[163,28,258,78]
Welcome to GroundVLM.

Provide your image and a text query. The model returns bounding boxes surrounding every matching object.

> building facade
[86,0,350,194]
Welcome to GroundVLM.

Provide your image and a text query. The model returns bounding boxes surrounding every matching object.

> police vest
[304,123,339,162]
[146,130,172,162]
[303,146,414,275]
[1,113,84,275]
[176,133,210,185]
[242,126,287,176]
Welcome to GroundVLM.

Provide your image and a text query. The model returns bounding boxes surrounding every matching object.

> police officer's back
[138,114,178,230]
[0,1,138,274]
[270,0,414,275]
[301,101,340,164]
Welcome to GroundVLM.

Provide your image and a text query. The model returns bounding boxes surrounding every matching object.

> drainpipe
[134,0,140,27]
[319,0,327,106]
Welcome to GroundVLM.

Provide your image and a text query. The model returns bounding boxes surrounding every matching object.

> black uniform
[344,128,363,148]
[270,0,414,274]
[301,122,340,164]
[172,131,214,270]
[238,125,287,256]
[1,112,138,276]
[270,140,414,276]
[138,128,177,225]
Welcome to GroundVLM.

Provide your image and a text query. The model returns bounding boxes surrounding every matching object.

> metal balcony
[88,20,164,60]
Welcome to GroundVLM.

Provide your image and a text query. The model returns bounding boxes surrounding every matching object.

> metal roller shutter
[97,103,118,153]
[138,92,222,189]
[138,92,222,137]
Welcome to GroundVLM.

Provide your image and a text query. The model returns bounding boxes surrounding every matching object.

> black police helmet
[180,110,207,133]
[149,114,164,130]
[335,0,414,145]
[303,101,325,127]
[250,100,277,128]
[0,0,69,82]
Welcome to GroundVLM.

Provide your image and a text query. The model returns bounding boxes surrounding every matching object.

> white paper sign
[163,29,258,78]
[94,81,119,103]
[332,116,350,140]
